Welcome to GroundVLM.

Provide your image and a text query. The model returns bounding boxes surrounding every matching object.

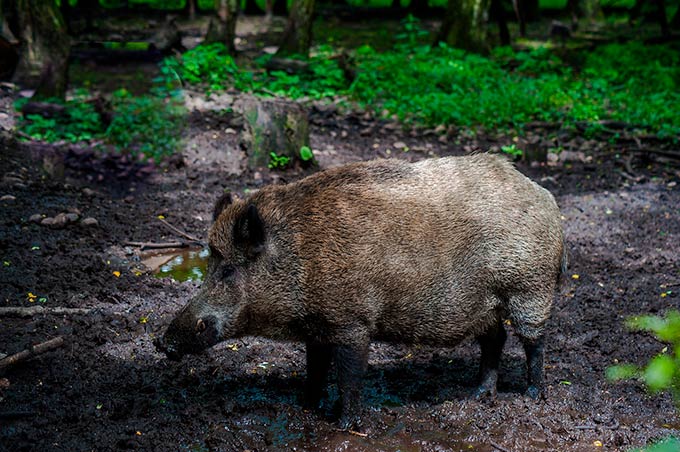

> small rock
[559,150,586,163]
[82,188,96,197]
[29,214,43,223]
[65,213,79,223]
[393,141,407,149]
[0,377,9,389]
[81,217,98,227]
[0,195,15,201]
[67,207,82,215]
[41,217,55,227]
[52,213,69,228]
[124,195,134,203]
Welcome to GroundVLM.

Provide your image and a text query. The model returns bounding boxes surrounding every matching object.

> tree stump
[236,97,311,170]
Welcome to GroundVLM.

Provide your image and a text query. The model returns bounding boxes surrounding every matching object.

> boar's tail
[558,239,569,284]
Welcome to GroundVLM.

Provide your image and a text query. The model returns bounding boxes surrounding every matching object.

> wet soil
[1,88,680,452]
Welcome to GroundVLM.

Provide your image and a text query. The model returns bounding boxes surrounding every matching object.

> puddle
[143,247,209,282]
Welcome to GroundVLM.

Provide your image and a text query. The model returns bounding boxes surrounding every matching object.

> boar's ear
[213,192,233,222]
[233,204,265,256]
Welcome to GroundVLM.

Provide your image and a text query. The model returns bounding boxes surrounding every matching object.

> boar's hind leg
[508,293,550,400]
[522,337,545,399]
[475,318,507,399]
[335,339,369,431]
[304,342,333,409]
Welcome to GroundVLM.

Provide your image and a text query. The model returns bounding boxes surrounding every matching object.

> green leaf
[606,364,639,381]
[299,146,314,161]
[633,436,680,452]
[644,355,676,392]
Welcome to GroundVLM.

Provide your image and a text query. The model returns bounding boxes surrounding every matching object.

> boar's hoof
[473,384,497,400]
[525,385,542,400]
[302,391,323,410]
[338,414,363,432]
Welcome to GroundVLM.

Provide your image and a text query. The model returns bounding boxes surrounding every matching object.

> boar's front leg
[334,338,369,431]
[304,342,333,409]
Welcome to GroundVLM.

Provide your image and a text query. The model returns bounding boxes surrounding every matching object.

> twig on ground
[0,306,93,318]
[490,440,512,452]
[0,336,65,372]
[157,218,204,245]
[347,430,368,437]
[124,241,190,250]
[623,154,636,175]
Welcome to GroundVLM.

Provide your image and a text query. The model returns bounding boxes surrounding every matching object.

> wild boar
[155,154,566,429]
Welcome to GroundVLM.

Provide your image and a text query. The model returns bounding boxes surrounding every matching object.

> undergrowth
[16,18,679,156]
[16,85,184,162]
[165,17,679,139]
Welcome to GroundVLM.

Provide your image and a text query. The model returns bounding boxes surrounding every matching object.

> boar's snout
[153,336,184,361]
[155,312,222,361]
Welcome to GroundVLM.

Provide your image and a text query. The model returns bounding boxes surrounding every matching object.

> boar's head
[155,192,271,361]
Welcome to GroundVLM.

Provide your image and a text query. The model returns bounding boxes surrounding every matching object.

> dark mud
[1,94,680,452]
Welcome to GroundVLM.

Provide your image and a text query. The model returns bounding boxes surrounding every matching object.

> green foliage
[106,89,184,161]
[163,43,349,100]
[268,152,291,169]
[501,144,523,158]
[299,146,314,162]
[160,19,679,141]
[15,93,103,143]
[16,87,184,162]
[631,437,680,452]
[163,43,252,94]
[607,310,680,404]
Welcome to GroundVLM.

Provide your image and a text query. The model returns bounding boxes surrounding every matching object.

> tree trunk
[672,5,680,30]
[204,0,238,54]
[237,97,311,170]
[567,0,580,29]
[185,0,196,20]
[436,0,491,54]
[490,0,510,45]
[654,0,670,36]
[581,0,601,21]
[276,0,315,57]
[4,0,70,100]
[407,0,430,17]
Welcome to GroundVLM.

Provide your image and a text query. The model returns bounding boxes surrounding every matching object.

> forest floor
[1,87,680,452]
[1,16,680,452]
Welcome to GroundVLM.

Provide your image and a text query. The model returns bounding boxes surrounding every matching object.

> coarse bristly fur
[156,154,567,430]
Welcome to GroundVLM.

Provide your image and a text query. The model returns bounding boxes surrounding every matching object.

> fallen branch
[0,336,65,372]
[0,306,93,318]
[490,441,511,452]
[630,148,680,160]
[124,241,190,250]
[157,218,204,245]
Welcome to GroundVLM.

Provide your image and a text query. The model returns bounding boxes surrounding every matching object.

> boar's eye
[196,318,206,333]
[221,265,235,280]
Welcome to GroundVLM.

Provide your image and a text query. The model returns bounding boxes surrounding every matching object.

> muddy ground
[1,75,680,452]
